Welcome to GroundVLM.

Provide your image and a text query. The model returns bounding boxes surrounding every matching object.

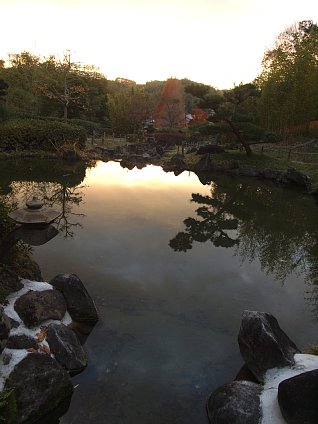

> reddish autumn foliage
[155,79,185,129]
[190,108,209,124]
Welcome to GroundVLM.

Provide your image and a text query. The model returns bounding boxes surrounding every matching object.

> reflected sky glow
[10,159,315,424]
[86,161,199,188]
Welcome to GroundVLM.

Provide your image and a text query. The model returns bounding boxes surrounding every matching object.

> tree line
[0,20,317,146]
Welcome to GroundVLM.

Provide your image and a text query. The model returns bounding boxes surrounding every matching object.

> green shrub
[0,119,87,151]
[68,119,101,135]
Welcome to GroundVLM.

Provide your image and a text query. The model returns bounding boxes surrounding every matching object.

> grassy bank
[183,149,318,189]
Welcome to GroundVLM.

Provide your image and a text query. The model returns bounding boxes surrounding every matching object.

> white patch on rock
[0,349,29,391]
[261,353,318,424]
[0,279,73,391]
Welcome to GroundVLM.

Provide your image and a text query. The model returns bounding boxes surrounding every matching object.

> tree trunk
[63,104,68,122]
[226,119,252,156]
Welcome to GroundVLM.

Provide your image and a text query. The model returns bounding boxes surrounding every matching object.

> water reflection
[170,175,318,286]
[0,159,89,239]
[1,160,318,423]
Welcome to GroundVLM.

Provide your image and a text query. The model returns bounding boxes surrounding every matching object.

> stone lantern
[0,198,61,256]
[9,197,61,226]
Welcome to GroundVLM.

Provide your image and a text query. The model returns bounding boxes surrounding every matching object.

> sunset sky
[1,0,317,89]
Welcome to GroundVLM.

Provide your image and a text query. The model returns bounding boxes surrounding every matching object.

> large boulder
[206,380,262,424]
[0,307,11,354]
[49,274,98,323]
[46,323,87,373]
[6,334,38,350]
[4,353,73,423]
[14,289,67,327]
[278,369,318,424]
[280,167,312,191]
[238,310,299,382]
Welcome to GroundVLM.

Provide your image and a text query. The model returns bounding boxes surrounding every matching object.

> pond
[1,159,318,423]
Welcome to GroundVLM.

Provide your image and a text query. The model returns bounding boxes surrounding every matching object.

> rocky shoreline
[207,310,318,424]
[0,271,98,423]
[0,144,317,196]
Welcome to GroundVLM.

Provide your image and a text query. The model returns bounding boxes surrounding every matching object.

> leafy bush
[0,119,87,151]
[68,119,101,135]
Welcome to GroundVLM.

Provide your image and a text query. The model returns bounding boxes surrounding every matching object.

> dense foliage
[0,119,86,151]
[0,52,109,124]
[1,20,318,143]
[256,20,318,135]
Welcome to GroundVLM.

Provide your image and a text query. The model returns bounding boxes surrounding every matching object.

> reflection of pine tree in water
[169,191,239,251]
[169,177,318,287]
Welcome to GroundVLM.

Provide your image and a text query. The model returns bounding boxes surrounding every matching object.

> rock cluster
[0,273,98,423]
[207,310,318,424]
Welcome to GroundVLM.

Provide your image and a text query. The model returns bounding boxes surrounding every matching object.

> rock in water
[0,307,11,353]
[14,289,67,327]
[238,310,299,382]
[4,353,73,423]
[278,369,318,424]
[47,323,87,372]
[49,274,98,323]
[207,380,262,424]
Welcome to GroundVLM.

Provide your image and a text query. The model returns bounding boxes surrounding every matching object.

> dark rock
[197,144,224,154]
[280,167,312,191]
[194,154,213,172]
[69,320,96,344]
[50,274,98,323]
[47,323,87,372]
[234,364,259,383]
[14,289,67,328]
[238,310,299,382]
[162,153,187,172]
[239,167,259,177]
[0,307,11,354]
[278,369,318,424]
[6,334,38,350]
[206,380,262,424]
[169,153,186,167]
[4,352,73,423]
[259,168,281,180]
[309,187,318,197]
[0,265,23,304]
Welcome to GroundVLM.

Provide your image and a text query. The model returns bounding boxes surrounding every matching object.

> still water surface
[2,159,318,423]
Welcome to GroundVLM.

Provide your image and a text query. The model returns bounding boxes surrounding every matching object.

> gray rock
[47,323,87,372]
[259,168,280,180]
[6,334,38,350]
[206,380,262,424]
[4,352,73,423]
[14,289,67,328]
[50,274,98,323]
[238,310,299,382]
[239,167,259,177]
[278,369,318,424]
[280,167,312,191]
[0,307,11,354]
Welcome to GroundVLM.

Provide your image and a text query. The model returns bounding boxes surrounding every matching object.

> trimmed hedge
[0,119,87,151]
